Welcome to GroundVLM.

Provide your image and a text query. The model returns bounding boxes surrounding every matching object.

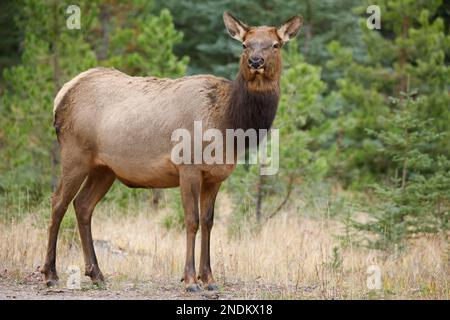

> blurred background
[0,0,448,299]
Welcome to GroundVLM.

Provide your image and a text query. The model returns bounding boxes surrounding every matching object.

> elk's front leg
[179,168,202,292]
[199,181,221,290]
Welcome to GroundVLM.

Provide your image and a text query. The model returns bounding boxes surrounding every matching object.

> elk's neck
[227,73,280,131]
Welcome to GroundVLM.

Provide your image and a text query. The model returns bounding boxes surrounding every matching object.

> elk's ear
[277,16,303,42]
[223,12,249,42]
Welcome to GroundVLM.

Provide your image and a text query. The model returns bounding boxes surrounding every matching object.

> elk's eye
[242,43,247,49]
[273,43,280,49]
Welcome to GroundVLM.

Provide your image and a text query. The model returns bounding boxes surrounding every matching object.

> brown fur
[240,27,283,92]
[42,12,302,291]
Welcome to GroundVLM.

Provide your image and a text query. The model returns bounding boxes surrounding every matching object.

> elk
[42,12,302,291]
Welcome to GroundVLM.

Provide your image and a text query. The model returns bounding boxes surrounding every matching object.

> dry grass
[0,192,448,299]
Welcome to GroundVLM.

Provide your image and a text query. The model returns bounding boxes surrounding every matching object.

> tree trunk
[151,189,162,210]
[398,16,409,95]
[401,158,408,190]
[50,0,61,191]
[303,0,313,56]
[399,15,410,191]
[97,3,111,61]
[255,166,265,223]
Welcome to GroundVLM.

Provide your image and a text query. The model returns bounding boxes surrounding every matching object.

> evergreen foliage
[0,0,448,248]
[0,0,187,208]
[352,88,449,249]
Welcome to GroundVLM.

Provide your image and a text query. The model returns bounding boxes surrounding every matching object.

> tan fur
[53,68,100,115]
[42,12,302,291]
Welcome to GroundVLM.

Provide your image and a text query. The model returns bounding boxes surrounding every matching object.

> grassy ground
[0,192,448,300]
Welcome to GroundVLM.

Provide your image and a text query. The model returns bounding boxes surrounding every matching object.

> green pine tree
[0,0,97,208]
[0,0,189,211]
[323,0,450,188]
[352,86,449,249]
[153,0,364,78]
[100,1,188,77]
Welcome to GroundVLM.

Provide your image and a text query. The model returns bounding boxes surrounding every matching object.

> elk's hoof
[86,265,105,286]
[93,278,105,286]
[45,279,59,287]
[42,267,59,287]
[185,283,201,292]
[91,275,106,288]
[205,283,219,291]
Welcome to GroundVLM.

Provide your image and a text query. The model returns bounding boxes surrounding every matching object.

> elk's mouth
[249,67,264,75]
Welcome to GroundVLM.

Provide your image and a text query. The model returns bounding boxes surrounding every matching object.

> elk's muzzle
[248,56,265,70]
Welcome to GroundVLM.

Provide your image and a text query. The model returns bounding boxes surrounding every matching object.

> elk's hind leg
[42,160,88,286]
[73,166,115,285]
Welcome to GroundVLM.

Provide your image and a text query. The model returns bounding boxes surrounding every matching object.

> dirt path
[0,278,216,300]
[0,270,302,300]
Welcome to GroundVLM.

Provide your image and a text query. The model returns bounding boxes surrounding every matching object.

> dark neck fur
[227,74,280,132]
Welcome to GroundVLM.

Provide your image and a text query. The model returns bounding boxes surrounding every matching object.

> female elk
[42,12,302,291]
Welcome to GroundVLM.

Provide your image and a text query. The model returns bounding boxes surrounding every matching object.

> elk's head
[223,12,302,90]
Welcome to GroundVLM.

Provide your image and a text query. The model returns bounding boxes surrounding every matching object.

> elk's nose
[248,56,265,69]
